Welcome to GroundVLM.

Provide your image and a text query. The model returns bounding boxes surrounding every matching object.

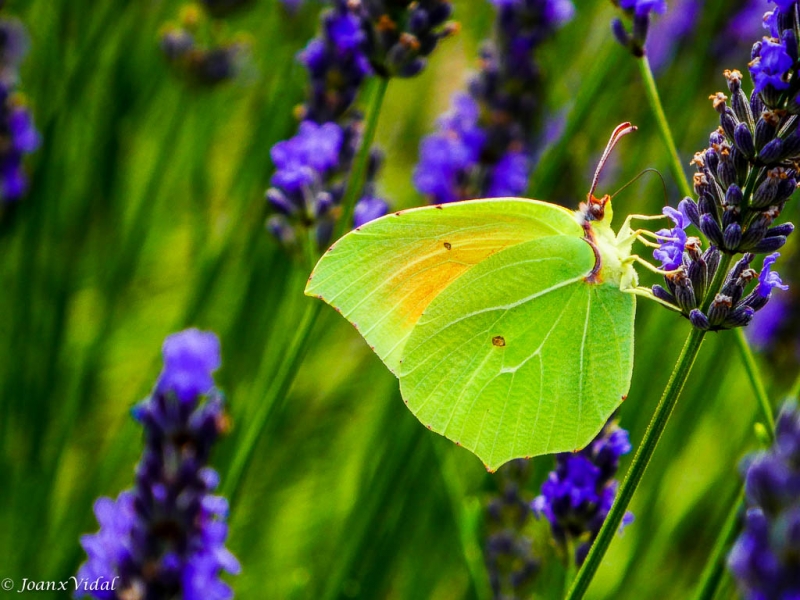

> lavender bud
[755,117,777,151]
[717,156,738,189]
[689,309,710,330]
[752,175,780,208]
[724,306,755,328]
[700,213,725,248]
[706,148,720,174]
[741,214,773,250]
[750,87,765,117]
[708,294,733,327]
[724,223,743,249]
[730,147,749,186]
[669,269,698,312]
[698,193,716,217]
[743,291,769,312]
[722,208,740,229]
[611,18,631,49]
[780,130,800,159]
[753,235,787,252]
[687,255,709,301]
[679,197,701,228]
[267,187,298,215]
[704,246,721,280]
[724,184,743,208]
[766,222,795,237]
[733,123,755,159]
[720,108,738,140]
[759,137,784,164]
[652,284,676,305]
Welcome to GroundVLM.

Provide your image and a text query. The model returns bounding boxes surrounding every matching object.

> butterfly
[306,123,648,471]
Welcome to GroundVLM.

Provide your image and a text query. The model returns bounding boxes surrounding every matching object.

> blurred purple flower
[729,402,800,599]
[415,0,574,204]
[532,418,633,566]
[646,0,700,70]
[76,329,238,599]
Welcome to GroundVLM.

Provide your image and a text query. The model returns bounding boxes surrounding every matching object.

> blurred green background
[0,0,796,598]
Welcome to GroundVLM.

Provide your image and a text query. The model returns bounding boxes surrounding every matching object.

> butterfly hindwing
[398,235,635,470]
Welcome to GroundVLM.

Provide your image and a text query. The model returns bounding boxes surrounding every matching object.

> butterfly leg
[628,254,682,276]
[615,213,668,247]
[622,286,682,312]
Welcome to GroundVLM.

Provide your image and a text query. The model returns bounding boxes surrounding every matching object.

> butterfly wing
[305,198,583,374]
[399,235,635,470]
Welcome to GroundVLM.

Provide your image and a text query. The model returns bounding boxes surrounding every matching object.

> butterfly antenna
[589,122,638,199]
[611,167,668,205]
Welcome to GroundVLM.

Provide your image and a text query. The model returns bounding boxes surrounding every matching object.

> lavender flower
[297,2,372,123]
[747,292,789,348]
[645,0,700,71]
[612,0,668,57]
[757,252,789,297]
[728,402,800,599]
[267,0,408,253]
[653,206,689,270]
[532,418,633,566]
[485,460,539,599]
[650,32,798,330]
[414,0,574,204]
[750,37,793,93]
[75,329,239,600]
[0,88,38,202]
[746,245,799,357]
[653,245,792,331]
[358,0,458,78]
[0,17,29,84]
[0,13,38,203]
[160,5,251,86]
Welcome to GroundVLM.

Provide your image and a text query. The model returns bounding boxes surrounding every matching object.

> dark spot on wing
[435,205,443,210]
[621,394,628,401]
[394,211,401,216]
[443,241,452,250]
[492,335,506,347]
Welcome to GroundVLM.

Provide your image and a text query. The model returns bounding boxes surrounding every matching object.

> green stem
[563,542,578,599]
[565,326,707,599]
[790,370,800,401]
[335,77,389,240]
[637,57,693,200]
[694,368,784,600]
[222,298,322,505]
[690,488,745,600]
[566,254,734,600]
[222,76,390,504]
[734,328,775,441]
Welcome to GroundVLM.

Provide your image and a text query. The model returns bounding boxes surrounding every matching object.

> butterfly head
[581,193,611,223]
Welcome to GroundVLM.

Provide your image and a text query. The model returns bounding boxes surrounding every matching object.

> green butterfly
[306,123,659,470]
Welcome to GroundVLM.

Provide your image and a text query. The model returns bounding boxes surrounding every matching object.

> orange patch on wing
[381,236,521,329]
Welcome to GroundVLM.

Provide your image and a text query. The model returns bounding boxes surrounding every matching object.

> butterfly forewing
[305,198,583,374]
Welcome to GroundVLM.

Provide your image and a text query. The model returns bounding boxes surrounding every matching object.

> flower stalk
[335,76,389,240]
[565,314,714,600]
